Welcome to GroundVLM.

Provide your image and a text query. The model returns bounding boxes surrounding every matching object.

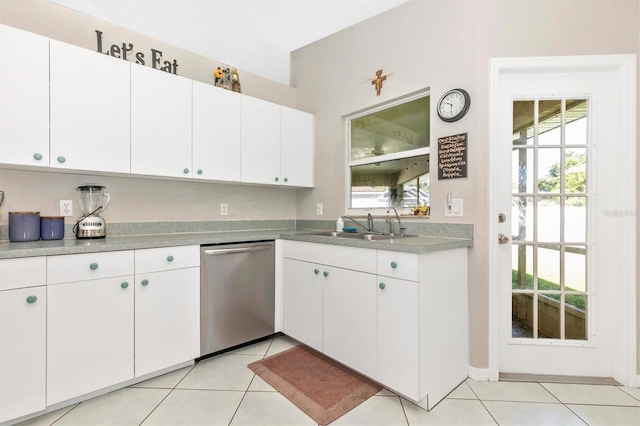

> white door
[280,106,314,187]
[192,81,241,181]
[131,64,192,178]
[241,95,281,185]
[490,56,636,383]
[50,40,131,173]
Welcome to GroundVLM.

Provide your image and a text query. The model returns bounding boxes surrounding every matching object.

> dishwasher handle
[203,245,272,256]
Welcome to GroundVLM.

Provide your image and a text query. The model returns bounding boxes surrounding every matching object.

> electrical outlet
[444,198,463,217]
[60,200,73,217]
[316,203,323,216]
[220,203,228,216]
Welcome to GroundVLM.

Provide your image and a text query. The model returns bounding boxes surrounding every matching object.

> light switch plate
[444,198,463,217]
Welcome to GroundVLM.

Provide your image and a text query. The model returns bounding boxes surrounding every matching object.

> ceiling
[48,0,410,85]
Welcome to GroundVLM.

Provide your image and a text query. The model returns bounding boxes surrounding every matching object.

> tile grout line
[227,337,276,425]
[137,364,196,425]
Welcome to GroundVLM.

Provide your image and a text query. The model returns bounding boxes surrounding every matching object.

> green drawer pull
[121,282,129,289]
[167,255,174,262]
[197,169,203,175]
[183,168,189,174]
[379,282,386,290]
[90,262,99,270]
[26,295,38,304]
[314,268,320,275]
[284,177,288,183]
[390,261,398,269]
[57,156,66,163]
[274,177,279,182]
[323,271,329,277]
[141,279,149,286]
[33,153,43,161]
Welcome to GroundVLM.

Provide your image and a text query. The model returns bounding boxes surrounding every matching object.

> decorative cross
[371,69,387,96]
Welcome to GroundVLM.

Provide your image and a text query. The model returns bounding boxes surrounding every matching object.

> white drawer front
[135,245,199,274]
[47,251,134,285]
[377,250,419,281]
[283,240,376,274]
[0,257,46,290]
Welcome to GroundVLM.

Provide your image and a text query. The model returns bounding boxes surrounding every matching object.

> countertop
[0,228,473,259]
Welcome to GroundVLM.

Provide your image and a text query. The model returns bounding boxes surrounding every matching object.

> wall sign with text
[95,30,179,75]
[438,133,468,179]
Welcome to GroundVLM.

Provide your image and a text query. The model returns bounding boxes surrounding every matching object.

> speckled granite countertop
[0,220,473,259]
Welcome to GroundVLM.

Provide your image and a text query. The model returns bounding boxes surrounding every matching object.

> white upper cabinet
[50,40,131,173]
[280,106,314,187]
[0,25,49,167]
[192,81,241,181]
[131,64,192,178]
[241,95,281,185]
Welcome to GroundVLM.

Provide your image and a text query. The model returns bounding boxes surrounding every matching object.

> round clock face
[437,89,470,122]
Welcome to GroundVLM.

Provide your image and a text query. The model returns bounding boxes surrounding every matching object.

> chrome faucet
[386,207,405,236]
[343,213,379,234]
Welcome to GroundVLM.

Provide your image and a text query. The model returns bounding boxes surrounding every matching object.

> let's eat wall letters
[95,30,179,74]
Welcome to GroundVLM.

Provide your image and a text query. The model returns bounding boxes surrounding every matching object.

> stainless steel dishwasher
[200,241,275,356]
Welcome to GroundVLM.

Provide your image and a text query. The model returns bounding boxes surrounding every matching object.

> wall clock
[437,88,471,122]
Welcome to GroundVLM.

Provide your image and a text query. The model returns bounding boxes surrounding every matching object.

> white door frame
[488,55,637,386]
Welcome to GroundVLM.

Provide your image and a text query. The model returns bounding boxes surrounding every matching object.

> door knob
[498,213,506,223]
[498,234,510,244]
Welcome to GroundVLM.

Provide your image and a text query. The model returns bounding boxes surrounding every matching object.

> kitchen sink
[298,231,416,240]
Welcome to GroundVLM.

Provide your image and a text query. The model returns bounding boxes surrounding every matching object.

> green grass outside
[512,270,585,310]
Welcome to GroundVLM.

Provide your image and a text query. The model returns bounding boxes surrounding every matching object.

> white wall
[291,0,639,370]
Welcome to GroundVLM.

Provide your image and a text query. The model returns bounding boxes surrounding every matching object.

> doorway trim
[488,55,637,386]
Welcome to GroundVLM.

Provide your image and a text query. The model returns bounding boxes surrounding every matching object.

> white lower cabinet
[282,258,323,351]
[134,267,200,377]
[47,276,134,405]
[134,246,200,377]
[323,266,377,378]
[0,285,46,423]
[377,276,419,399]
[283,240,468,410]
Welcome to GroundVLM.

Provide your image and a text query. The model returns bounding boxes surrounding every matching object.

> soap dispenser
[336,216,344,232]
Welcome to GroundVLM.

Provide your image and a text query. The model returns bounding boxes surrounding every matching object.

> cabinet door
[135,267,200,377]
[241,95,281,185]
[131,64,192,178]
[280,106,314,187]
[47,276,134,405]
[192,81,241,181]
[0,286,46,424]
[283,258,323,351]
[50,40,131,173]
[377,277,419,400]
[323,267,377,378]
[0,25,49,167]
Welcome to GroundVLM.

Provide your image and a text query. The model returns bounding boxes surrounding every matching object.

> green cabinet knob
[390,261,398,269]
[33,153,43,161]
[90,262,99,270]
[167,255,174,262]
[284,177,288,183]
[26,295,38,304]
[314,268,320,275]
[121,282,129,289]
[379,282,386,290]
[183,168,189,174]
[197,169,203,175]
[141,279,149,286]
[323,271,329,277]
[57,156,66,163]
[274,177,279,182]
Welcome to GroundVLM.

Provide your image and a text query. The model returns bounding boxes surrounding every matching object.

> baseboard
[468,366,491,381]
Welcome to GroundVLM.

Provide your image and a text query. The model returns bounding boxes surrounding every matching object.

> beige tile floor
[17,335,640,426]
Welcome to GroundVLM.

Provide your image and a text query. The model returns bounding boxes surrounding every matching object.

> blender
[74,184,110,239]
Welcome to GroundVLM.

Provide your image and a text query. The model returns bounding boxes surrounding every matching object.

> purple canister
[41,216,65,240]
[8,212,41,242]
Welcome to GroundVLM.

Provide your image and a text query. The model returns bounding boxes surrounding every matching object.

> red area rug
[248,345,382,425]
